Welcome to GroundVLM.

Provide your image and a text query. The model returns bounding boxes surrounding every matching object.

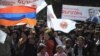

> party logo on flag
[51,19,76,33]
[60,21,68,29]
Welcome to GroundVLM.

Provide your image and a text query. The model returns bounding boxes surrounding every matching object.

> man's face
[89,9,95,17]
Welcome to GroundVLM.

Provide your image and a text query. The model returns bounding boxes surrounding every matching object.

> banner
[0,0,38,8]
[62,5,100,23]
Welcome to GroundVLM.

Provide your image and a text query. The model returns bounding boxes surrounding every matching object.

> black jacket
[74,44,88,56]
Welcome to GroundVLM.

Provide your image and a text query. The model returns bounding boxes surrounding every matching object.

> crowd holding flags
[0,1,100,56]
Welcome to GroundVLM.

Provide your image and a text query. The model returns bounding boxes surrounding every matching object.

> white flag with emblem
[51,19,76,33]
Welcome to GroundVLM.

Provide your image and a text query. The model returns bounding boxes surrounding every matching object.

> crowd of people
[0,20,100,56]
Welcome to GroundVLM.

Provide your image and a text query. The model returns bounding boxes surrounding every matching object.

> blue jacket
[86,16,99,23]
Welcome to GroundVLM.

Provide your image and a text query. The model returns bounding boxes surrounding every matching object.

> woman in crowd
[16,32,27,56]
[43,32,55,56]
[54,45,67,56]
[37,44,49,56]
[64,38,74,56]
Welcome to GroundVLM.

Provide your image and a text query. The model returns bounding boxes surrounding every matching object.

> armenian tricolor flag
[0,6,37,26]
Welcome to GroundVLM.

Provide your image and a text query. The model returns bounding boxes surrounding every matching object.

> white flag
[36,0,47,13]
[51,19,76,33]
[47,5,57,28]
[16,23,26,25]
[47,5,57,19]
[26,24,34,28]
[0,30,7,44]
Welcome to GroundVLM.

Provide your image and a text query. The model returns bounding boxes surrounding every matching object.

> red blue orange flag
[0,0,37,26]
